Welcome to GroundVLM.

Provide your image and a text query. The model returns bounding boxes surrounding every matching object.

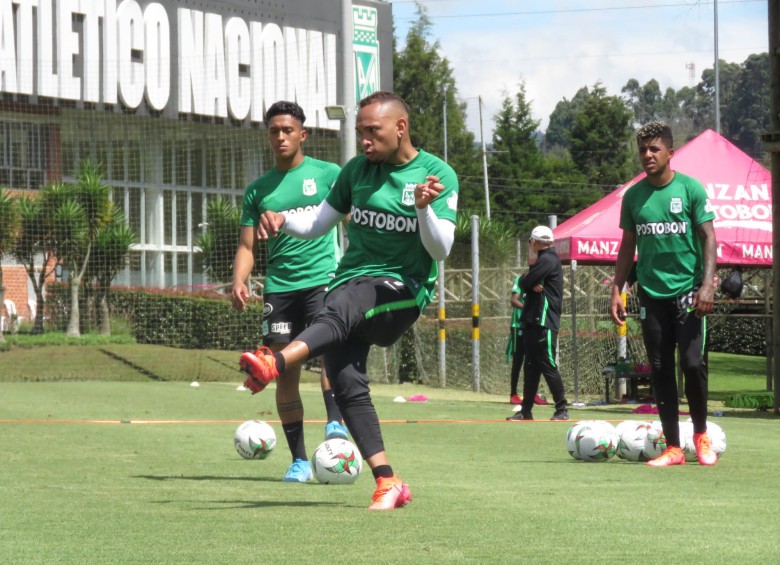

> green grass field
[0,345,778,564]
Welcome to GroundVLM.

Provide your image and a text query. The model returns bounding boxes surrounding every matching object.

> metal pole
[548,214,557,229]
[340,0,356,164]
[443,87,448,162]
[765,270,772,391]
[471,214,480,392]
[767,0,780,413]
[714,0,721,134]
[438,89,448,387]
[571,260,579,403]
[438,261,446,387]
[478,96,490,220]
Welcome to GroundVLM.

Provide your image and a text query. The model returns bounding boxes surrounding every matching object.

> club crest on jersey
[302,178,317,196]
[401,183,417,206]
[670,197,682,214]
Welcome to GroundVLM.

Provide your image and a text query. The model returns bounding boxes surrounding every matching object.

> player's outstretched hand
[257,210,286,240]
[415,175,443,208]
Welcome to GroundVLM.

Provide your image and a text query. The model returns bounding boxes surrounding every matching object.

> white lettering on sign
[577,240,619,256]
[742,244,772,260]
[0,1,340,128]
[706,183,769,202]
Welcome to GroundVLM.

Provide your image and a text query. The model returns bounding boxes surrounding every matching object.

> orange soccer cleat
[646,446,685,467]
[239,347,280,394]
[367,475,412,511]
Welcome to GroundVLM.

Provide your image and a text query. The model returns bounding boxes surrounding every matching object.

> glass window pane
[163,140,173,184]
[127,140,141,182]
[191,144,203,186]
[163,190,173,246]
[112,141,124,180]
[128,187,142,242]
[175,142,188,186]
[206,143,218,188]
[221,146,232,189]
[176,191,188,243]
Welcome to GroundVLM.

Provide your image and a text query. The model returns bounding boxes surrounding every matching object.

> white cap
[530,225,554,243]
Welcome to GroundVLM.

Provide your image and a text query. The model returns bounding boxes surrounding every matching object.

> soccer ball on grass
[616,420,653,462]
[643,423,667,460]
[575,422,618,462]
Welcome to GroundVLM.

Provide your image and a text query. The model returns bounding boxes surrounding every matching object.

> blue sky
[387,0,768,135]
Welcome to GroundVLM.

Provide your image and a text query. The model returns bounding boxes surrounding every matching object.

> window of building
[0,122,48,190]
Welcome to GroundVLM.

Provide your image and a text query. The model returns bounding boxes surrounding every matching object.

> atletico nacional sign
[0,0,387,130]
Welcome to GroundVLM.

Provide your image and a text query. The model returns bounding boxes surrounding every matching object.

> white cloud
[391,0,768,135]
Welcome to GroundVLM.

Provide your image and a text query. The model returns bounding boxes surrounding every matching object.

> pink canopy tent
[553,129,772,266]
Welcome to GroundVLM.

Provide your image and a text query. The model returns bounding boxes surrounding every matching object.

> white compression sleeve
[281,200,345,239]
[416,205,455,261]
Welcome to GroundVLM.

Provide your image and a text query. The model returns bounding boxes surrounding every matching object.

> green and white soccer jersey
[326,149,459,309]
[620,171,715,299]
[240,156,341,294]
[510,275,524,329]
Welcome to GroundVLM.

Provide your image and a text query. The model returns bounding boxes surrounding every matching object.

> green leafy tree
[450,210,520,268]
[722,52,769,157]
[87,204,136,335]
[544,86,589,150]
[0,189,21,341]
[11,194,57,334]
[197,197,263,287]
[538,150,595,223]
[569,83,634,191]
[393,4,481,209]
[49,162,112,337]
[487,83,547,232]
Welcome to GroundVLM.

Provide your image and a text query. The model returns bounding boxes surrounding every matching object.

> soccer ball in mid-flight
[616,420,653,462]
[575,423,619,462]
[234,420,276,460]
[312,438,363,484]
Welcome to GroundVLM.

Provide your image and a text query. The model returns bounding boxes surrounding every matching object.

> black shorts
[262,285,327,345]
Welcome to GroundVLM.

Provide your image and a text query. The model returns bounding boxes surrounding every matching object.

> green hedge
[46,283,264,351]
[45,283,768,361]
[708,313,767,357]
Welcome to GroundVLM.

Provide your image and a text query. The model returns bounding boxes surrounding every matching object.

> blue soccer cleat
[283,458,313,482]
[324,420,349,440]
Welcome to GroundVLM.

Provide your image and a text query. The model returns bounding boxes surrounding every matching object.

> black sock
[322,389,343,423]
[372,465,394,480]
[282,421,306,461]
[273,353,286,374]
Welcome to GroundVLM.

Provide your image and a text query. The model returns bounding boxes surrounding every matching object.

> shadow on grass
[99,349,166,381]
[152,499,345,509]
[571,405,778,420]
[134,474,279,482]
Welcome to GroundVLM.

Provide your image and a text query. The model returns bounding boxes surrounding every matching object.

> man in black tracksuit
[507,225,569,421]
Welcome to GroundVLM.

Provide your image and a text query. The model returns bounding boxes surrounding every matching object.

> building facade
[0,0,393,320]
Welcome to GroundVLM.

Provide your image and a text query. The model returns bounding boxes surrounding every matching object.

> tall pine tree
[393,5,481,208]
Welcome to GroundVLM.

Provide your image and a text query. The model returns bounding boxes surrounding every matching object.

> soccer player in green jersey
[240,91,459,509]
[231,101,348,483]
[507,274,526,406]
[610,122,718,467]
